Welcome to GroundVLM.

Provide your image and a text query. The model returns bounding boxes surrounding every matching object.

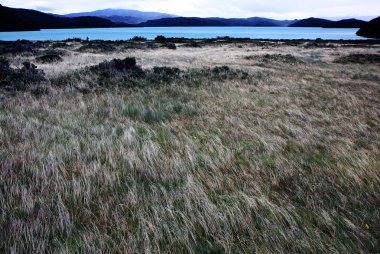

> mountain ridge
[63,9,177,24]
[0,5,369,32]
[0,4,137,31]
[141,17,366,28]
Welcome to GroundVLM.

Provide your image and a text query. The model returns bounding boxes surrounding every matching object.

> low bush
[245,54,304,65]
[334,54,380,64]
[209,66,249,81]
[0,42,40,54]
[130,36,147,42]
[51,42,68,48]
[96,57,138,72]
[77,43,116,53]
[0,60,47,91]
[52,57,251,92]
[183,41,202,48]
[36,54,63,63]
[154,35,167,42]
[163,42,177,50]
[64,38,82,42]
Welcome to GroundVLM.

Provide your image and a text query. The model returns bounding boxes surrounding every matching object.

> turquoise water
[0,27,364,41]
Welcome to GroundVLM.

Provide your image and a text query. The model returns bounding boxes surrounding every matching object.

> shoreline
[1,37,379,44]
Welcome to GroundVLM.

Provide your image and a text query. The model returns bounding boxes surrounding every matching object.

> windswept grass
[0,39,379,253]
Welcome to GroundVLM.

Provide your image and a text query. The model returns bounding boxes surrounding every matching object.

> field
[1,38,380,253]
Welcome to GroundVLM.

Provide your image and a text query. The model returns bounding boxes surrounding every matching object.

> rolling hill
[324,18,367,28]
[63,9,177,24]
[141,17,365,28]
[141,17,298,27]
[141,17,227,27]
[0,4,136,32]
[289,18,335,27]
[289,17,366,28]
[356,16,380,38]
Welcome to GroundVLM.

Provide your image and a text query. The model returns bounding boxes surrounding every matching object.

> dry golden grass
[1,39,380,253]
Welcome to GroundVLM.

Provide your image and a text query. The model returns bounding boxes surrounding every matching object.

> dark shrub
[65,38,82,42]
[0,56,9,67]
[30,85,51,96]
[183,41,202,48]
[245,54,303,65]
[0,56,11,80]
[77,43,115,53]
[153,67,181,76]
[97,57,137,72]
[0,61,47,91]
[210,66,231,80]
[146,42,159,49]
[40,49,66,56]
[36,54,63,63]
[150,67,181,83]
[130,36,147,42]
[52,59,251,92]
[54,57,145,90]
[216,36,232,40]
[210,66,249,81]
[212,66,230,73]
[22,61,37,70]
[0,43,35,54]
[155,35,167,42]
[334,54,380,64]
[51,42,68,48]
[163,42,176,50]
[304,42,335,48]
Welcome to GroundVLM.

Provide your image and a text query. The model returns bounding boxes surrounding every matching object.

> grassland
[1,38,380,253]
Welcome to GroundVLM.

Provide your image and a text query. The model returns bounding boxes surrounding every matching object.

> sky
[1,0,379,20]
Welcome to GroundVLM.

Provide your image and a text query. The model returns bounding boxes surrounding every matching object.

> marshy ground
[1,38,380,253]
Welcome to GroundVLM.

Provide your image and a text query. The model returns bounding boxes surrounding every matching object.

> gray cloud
[2,0,379,19]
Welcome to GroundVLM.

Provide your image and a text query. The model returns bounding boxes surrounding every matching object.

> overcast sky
[2,0,379,19]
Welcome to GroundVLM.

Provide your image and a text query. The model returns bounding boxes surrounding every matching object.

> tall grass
[1,40,379,253]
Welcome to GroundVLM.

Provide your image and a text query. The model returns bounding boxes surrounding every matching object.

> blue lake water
[0,27,365,41]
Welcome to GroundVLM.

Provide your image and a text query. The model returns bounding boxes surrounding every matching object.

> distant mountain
[324,19,366,28]
[209,17,297,27]
[356,16,380,39]
[289,17,366,28]
[141,17,363,28]
[289,18,335,27]
[141,17,298,27]
[63,9,177,24]
[0,4,135,32]
[0,4,368,32]
[141,17,226,27]
[103,16,142,24]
